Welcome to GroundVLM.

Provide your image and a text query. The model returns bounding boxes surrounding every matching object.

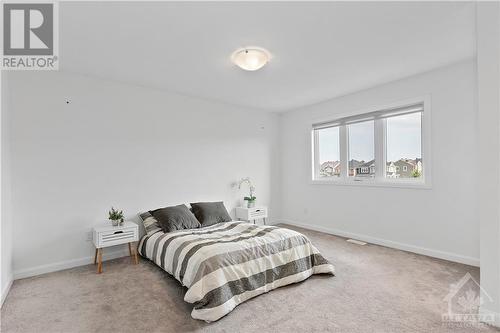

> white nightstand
[235,206,268,225]
[92,221,139,274]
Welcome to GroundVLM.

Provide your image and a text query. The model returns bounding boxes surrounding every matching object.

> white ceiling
[60,2,475,112]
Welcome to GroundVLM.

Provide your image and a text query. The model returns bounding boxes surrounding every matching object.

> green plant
[108,207,124,222]
[411,169,421,178]
[244,196,256,202]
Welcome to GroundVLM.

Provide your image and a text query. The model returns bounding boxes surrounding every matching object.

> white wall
[1,72,14,304]
[477,1,500,326]
[7,71,280,278]
[279,60,479,265]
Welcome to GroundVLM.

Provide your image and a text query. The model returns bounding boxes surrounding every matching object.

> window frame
[310,96,432,189]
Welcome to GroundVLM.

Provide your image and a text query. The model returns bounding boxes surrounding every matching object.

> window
[386,112,422,179]
[312,100,429,187]
[314,126,340,179]
[348,120,374,178]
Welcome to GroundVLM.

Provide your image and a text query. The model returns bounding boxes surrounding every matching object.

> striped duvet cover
[138,221,335,322]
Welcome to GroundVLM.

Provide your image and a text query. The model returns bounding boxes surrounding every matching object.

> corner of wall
[269,111,283,221]
[1,273,13,307]
[1,71,14,306]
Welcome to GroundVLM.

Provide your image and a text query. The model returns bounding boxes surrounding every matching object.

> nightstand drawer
[93,223,139,248]
[235,206,268,221]
[249,208,267,219]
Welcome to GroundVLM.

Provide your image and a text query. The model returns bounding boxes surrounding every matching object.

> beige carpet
[1,224,499,333]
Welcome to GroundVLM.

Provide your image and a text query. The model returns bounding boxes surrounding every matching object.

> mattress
[138,221,335,322]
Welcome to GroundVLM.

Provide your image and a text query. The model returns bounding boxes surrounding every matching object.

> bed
[138,220,335,322]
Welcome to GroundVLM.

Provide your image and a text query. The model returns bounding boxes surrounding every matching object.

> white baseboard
[1,276,13,307]
[13,249,130,280]
[276,219,480,267]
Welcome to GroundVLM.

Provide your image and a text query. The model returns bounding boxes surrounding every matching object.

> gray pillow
[149,204,201,232]
[190,202,232,227]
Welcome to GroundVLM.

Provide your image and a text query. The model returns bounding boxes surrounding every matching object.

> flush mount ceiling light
[231,47,271,71]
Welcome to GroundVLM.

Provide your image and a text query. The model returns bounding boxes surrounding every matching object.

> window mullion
[339,125,348,180]
[374,118,386,180]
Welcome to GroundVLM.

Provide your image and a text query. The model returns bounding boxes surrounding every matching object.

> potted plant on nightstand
[238,177,256,208]
[108,207,124,226]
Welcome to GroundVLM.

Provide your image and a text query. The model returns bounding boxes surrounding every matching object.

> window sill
[310,179,431,189]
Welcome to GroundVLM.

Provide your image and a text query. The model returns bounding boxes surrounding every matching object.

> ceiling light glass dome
[231,47,271,71]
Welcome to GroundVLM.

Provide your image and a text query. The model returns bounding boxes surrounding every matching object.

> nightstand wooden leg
[129,242,137,264]
[94,248,98,265]
[132,243,138,264]
[97,248,103,274]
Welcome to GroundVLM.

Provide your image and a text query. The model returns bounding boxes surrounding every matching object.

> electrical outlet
[86,231,93,242]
